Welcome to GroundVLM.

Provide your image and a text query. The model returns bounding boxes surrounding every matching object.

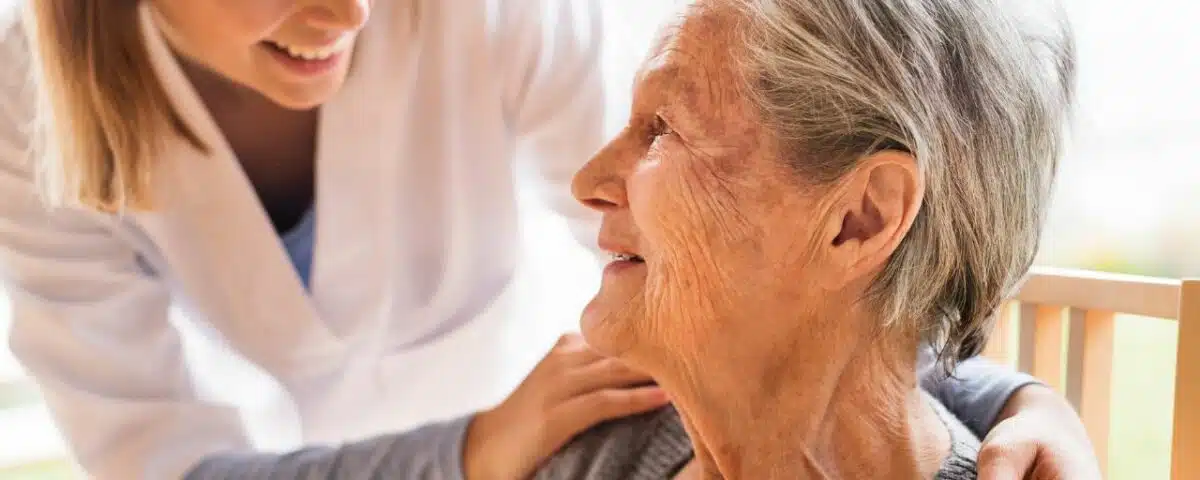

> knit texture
[536,396,980,479]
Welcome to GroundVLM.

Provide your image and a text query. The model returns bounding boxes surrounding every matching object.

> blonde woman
[0,0,1096,479]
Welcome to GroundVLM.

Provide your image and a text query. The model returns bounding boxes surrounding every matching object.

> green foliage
[0,460,77,480]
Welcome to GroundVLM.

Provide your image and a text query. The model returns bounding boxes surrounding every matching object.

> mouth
[609,252,646,263]
[602,250,645,277]
[261,36,353,61]
[598,233,646,274]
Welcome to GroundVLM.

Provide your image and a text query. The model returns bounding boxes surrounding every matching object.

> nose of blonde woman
[303,0,370,32]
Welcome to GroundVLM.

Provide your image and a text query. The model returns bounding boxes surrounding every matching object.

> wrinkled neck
[803,346,950,479]
[667,316,948,479]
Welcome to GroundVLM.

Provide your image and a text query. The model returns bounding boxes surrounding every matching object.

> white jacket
[0,0,604,478]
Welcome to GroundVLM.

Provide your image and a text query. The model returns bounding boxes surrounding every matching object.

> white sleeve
[499,0,606,256]
[0,85,250,480]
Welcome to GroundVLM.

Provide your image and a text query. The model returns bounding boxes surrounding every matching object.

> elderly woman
[533,0,1080,478]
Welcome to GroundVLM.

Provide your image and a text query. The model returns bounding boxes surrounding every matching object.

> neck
[666,316,948,479]
[175,55,293,116]
[173,51,319,164]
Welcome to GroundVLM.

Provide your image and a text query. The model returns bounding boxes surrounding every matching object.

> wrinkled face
[150,0,371,109]
[572,6,839,373]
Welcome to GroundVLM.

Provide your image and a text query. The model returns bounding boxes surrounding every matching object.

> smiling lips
[610,252,645,263]
[263,35,353,61]
[261,35,355,77]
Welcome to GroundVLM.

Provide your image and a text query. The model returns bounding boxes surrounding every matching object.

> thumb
[977,440,1039,480]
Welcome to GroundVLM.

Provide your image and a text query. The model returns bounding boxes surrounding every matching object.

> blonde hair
[22,0,202,212]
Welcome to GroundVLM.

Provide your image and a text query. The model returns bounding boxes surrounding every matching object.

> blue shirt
[280,206,316,289]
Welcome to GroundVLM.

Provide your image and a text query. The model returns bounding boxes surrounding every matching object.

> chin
[259,65,350,110]
[266,83,342,110]
[579,288,644,360]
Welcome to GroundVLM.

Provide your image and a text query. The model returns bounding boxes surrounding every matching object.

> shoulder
[396,0,600,73]
[396,0,539,55]
[0,10,98,221]
[929,396,982,480]
[0,8,37,173]
[534,406,693,480]
[479,0,601,47]
[0,5,34,122]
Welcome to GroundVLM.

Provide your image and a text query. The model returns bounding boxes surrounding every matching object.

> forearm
[184,415,472,480]
[995,382,1089,436]
[917,347,1041,438]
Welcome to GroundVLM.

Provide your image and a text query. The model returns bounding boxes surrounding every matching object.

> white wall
[1038,0,1200,275]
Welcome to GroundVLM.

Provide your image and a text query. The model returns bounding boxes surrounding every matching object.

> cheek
[155,0,289,48]
[206,0,292,32]
[627,145,760,321]
[629,145,712,254]
[629,144,758,267]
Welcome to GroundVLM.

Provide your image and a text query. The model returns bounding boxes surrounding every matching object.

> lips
[600,237,644,264]
[609,252,645,263]
[262,36,352,61]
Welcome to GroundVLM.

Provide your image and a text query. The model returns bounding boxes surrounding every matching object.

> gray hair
[728,0,1076,368]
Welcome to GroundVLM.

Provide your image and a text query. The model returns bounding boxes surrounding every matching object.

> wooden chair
[982,267,1199,479]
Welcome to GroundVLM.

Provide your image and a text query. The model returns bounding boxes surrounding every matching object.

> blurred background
[1,0,1197,478]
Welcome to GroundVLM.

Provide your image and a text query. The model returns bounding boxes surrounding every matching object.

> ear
[822,151,924,289]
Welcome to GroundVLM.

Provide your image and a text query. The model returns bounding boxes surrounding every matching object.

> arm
[918,347,1102,479]
[0,51,470,480]
[500,0,606,256]
[916,346,1041,438]
[185,418,470,480]
[0,155,476,480]
[979,382,1101,480]
[0,36,260,476]
[0,137,250,479]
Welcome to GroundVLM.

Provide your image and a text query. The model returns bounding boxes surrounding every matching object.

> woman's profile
[0,0,1099,478]
[538,0,1086,478]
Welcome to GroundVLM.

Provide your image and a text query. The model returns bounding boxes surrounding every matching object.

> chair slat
[1079,310,1115,477]
[1032,306,1067,393]
[1171,280,1200,480]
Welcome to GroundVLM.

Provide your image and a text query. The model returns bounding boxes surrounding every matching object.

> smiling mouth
[610,252,645,263]
[262,37,352,61]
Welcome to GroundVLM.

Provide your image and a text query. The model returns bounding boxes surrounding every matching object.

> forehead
[634,4,763,147]
[637,4,741,88]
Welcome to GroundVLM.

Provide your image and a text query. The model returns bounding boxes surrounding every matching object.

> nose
[305,0,370,31]
[571,142,628,213]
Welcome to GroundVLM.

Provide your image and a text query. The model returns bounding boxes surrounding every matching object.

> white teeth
[610,252,642,262]
[269,36,351,61]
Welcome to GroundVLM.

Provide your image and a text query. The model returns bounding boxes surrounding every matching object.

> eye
[649,114,675,139]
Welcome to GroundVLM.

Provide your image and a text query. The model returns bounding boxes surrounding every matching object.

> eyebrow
[662,62,725,137]
[631,62,680,119]
[634,31,731,131]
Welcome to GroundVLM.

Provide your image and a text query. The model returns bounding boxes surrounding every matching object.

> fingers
[562,385,670,425]
[560,357,656,398]
[976,438,1039,480]
[544,385,670,449]
[542,333,606,369]
[474,333,667,480]
[542,333,655,400]
[554,332,586,349]
[979,440,1101,480]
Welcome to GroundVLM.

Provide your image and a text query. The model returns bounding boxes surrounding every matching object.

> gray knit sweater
[534,397,980,479]
[189,348,1012,479]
